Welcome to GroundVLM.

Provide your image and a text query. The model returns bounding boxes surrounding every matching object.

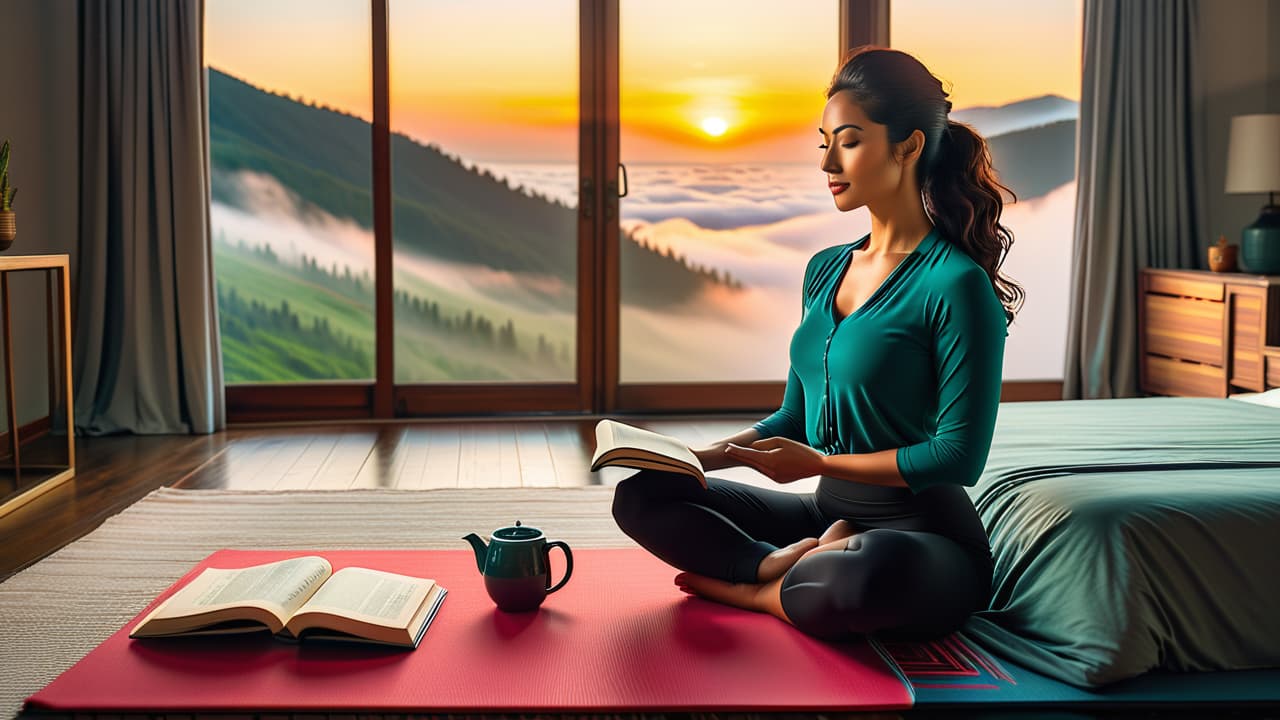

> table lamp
[1225,113,1280,273]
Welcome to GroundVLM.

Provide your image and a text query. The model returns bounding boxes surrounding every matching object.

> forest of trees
[216,238,569,382]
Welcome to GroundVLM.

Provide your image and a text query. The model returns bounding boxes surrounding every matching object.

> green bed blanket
[963,396,1280,688]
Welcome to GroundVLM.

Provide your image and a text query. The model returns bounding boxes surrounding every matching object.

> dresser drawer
[1143,355,1227,397]
[1267,352,1280,390]
[1230,290,1265,391]
[1146,274,1225,301]
[1143,295,1224,366]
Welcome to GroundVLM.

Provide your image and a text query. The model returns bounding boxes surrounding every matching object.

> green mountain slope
[987,119,1077,200]
[208,68,731,308]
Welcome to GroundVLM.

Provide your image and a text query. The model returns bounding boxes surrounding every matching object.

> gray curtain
[75,0,224,434]
[1063,0,1203,400]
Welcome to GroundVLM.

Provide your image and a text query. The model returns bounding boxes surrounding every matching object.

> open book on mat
[130,555,447,649]
[591,419,706,488]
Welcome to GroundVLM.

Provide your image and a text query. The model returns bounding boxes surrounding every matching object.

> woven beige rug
[0,486,632,718]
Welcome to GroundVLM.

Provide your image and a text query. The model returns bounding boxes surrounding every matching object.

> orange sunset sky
[206,0,1083,165]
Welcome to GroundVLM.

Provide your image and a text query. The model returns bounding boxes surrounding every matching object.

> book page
[294,567,433,628]
[149,556,332,621]
[592,419,703,472]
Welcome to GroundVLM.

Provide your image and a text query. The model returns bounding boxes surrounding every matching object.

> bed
[964,393,1280,688]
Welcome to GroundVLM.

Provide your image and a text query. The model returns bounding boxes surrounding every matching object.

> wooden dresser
[1139,268,1280,397]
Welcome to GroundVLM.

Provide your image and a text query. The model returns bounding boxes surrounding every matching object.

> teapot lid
[492,520,542,542]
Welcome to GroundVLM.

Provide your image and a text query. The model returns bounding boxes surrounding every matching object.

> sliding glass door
[207,0,895,419]
[891,0,1083,382]
[205,0,374,385]
[618,1,843,388]
[388,0,579,386]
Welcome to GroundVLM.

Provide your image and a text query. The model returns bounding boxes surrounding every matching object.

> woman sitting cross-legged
[611,45,1023,640]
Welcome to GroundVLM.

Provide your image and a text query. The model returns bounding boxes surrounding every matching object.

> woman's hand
[692,443,737,472]
[724,437,827,484]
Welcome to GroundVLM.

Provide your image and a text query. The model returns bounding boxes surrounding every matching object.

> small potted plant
[1208,234,1238,272]
[0,140,16,249]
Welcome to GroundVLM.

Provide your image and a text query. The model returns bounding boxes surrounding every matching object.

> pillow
[1228,387,1280,408]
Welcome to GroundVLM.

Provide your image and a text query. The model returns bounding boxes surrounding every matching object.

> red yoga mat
[26,549,911,713]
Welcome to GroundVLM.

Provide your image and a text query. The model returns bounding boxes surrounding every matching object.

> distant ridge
[952,94,1078,138]
[986,118,1077,200]
[942,94,1078,200]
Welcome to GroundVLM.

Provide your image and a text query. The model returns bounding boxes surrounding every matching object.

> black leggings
[611,470,994,639]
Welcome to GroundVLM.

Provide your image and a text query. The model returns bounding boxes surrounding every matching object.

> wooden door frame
[224,0,1065,423]
[607,0,886,413]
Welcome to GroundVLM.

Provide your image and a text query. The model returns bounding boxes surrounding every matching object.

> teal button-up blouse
[752,228,1008,493]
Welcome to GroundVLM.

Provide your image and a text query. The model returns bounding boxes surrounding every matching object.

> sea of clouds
[214,162,1073,382]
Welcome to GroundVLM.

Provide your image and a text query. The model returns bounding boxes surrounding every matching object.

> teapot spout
[462,533,488,572]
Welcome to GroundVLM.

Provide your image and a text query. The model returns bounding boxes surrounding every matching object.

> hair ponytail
[925,120,1024,325]
[828,47,1024,326]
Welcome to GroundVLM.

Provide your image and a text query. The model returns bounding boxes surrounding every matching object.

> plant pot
[1208,241,1238,272]
[0,211,14,251]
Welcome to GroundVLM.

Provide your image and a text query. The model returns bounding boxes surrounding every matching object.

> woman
[611,46,1024,639]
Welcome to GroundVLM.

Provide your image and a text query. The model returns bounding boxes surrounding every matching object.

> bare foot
[675,572,791,623]
[756,538,819,582]
[819,519,856,545]
[675,572,763,612]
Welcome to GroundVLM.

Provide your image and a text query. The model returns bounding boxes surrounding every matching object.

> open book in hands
[129,556,447,649]
[591,419,706,488]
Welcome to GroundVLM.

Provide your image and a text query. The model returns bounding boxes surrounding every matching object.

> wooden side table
[1138,267,1280,397]
[1266,347,1280,390]
[0,254,75,516]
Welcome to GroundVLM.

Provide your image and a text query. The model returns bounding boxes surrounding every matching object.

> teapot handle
[544,540,574,594]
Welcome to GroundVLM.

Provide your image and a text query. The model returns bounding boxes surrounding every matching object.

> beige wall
[1196,0,1280,266]
[0,1,1276,430]
[0,0,78,430]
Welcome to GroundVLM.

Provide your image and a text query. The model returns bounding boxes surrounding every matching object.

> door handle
[580,177,594,219]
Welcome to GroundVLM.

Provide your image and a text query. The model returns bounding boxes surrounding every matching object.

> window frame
[221,0,1060,423]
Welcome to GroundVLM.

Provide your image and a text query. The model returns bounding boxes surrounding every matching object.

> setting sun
[700,116,729,137]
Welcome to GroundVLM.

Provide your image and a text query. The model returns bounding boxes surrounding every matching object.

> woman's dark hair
[827,46,1024,325]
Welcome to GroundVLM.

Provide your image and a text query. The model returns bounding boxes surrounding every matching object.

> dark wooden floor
[0,416,764,579]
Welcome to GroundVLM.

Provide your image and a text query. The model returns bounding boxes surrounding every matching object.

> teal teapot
[463,521,573,612]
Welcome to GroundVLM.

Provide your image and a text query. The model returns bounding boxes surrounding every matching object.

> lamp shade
[1225,113,1280,194]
